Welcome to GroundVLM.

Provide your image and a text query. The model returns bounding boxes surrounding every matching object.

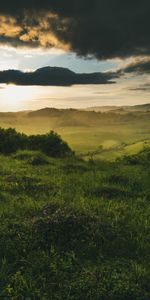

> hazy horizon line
[0,102,150,114]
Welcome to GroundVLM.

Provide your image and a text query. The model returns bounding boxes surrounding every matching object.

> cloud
[0,16,22,38]
[0,66,117,86]
[129,83,150,92]
[0,1,150,59]
[121,58,150,74]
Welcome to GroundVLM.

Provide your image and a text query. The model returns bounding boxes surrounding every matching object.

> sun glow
[0,82,150,112]
[0,84,36,111]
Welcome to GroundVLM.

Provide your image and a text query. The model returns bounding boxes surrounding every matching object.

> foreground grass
[0,150,150,299]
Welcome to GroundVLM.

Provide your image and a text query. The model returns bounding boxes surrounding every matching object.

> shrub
[28,131,73,157]
[0,128,73,158]
[118,147,150,165]
[0,128,27,154]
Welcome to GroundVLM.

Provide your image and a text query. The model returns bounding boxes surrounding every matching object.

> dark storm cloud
[122,60,150,74]
[0,67,117,86]
[0,0,150,59]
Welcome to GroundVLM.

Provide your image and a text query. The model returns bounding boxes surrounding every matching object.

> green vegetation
[0,105,150,298]
[0,140,150,299]
[0,106,149,160]
[0,128,73,157]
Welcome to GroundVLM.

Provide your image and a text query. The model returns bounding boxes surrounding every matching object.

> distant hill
[85,103,150,113]
[0,104,149,131]
[129,103,150,111]
[26,106,149,128]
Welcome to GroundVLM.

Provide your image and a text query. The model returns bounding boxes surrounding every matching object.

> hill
[85,103,150,113]
[0,105,149,159]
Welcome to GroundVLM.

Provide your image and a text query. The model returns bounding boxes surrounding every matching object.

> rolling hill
[0,104,149,159]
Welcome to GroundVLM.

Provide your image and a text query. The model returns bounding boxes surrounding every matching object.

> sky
[0,1,150,111]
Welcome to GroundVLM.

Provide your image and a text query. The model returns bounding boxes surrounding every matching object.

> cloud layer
[0,66,117,86]
[122,59,150,74]
[0,1,150,59]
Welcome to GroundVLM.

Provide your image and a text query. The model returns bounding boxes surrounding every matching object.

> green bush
[120,147,150,165]
[28,131,73,157]
[0,128,73,158]
[0,128,27,154]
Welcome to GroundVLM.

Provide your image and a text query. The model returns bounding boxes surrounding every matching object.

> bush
[28,131,73,157]
[0,128,73,158]
[118,147,150,165]
[0,128,27,154]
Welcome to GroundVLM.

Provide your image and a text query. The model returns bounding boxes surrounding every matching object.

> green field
[58,125,150,159]
[0,147,150,299]
[0,106,150,160]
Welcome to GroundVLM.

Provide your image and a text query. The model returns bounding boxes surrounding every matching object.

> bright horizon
[0,68,150,112]
[0,83,150,112]
[0,2,150,111]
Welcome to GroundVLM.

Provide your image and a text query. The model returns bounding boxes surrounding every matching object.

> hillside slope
[0,149,150,299]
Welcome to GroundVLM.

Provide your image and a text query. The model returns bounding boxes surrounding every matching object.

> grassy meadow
[0,105,150,299]
[0,147,150,299]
